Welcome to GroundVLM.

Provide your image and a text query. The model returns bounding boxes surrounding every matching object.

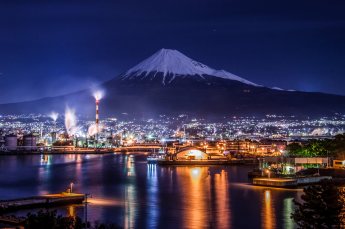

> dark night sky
[1,0,345,103]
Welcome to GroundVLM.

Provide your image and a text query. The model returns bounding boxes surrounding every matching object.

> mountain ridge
[122,48,260,86]
[1,48,345,118]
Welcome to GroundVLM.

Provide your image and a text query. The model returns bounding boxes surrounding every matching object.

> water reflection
[0,155,302,229]
[75,155,82,182]
[40,154,52,165]
[38,155,52,195]
[262,190,276,229]
[124,156,137,229]
[67,205,76,217]
[147,164,159,228]
[175,167,231,229]
[213,170,230,229]
[283,198,294,229]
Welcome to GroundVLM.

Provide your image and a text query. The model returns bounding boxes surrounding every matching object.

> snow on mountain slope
[123,48,260,86]
[272,86,284,91]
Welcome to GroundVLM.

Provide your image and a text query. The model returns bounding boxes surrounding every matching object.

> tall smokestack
[96,98,99,146]
[93,89,104,148]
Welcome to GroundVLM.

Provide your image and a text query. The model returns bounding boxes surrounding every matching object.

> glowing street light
[203,142,208,156]
[70,182,74,193]
[265,169,271,179]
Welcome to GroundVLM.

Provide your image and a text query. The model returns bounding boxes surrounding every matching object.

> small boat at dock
[147,154,165,163]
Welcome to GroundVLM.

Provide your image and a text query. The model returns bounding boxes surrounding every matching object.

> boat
[147,154,165,163]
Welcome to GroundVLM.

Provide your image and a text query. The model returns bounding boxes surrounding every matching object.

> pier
[252,176,332,188]
[0,215,25,226]
[157,158,258,166]
[0,193,85,213]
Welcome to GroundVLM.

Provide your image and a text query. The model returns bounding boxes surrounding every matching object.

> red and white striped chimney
[96,99,99,129]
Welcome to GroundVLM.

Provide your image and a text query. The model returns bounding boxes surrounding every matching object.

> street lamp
[70,182,74,193]
[266,169,271,179]
[203,142,209,160]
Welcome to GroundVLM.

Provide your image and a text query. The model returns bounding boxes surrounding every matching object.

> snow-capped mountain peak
[123,48,259,86]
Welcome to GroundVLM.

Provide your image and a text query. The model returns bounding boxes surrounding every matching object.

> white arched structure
[176,149,208,160]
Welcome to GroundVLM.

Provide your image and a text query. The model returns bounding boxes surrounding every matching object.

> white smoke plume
[93,89,105,101]
[88,123,104,136]
[49,111,59,122]
[65,107,78,135]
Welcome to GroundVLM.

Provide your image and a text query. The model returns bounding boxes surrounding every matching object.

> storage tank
[23,134,37,151]
[5,134,17,151]
[51,132,57,143]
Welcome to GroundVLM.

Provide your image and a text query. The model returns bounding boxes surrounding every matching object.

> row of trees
[286,134,345,158]
[23,210,121,229]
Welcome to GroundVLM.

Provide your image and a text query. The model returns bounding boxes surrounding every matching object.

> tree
[286,139,336,157]
[23,210,122,229]
[93,221,123,229]
[303,140,328,157]
[330,134,345,159]
[286,143,303,157]
[291,179,345,228]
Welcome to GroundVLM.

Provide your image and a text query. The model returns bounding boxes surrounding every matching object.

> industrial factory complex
[1,90,345,158]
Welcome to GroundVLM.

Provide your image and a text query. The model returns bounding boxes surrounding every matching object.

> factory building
[5,134,18,151]
[23,134,37,151]
[0,130,5,151]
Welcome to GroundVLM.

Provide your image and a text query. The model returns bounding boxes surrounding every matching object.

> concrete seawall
[252,176,332,188]
[157,159,258,166]
[0,193,85,213]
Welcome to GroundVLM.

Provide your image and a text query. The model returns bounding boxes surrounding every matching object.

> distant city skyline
[1,0,345,104]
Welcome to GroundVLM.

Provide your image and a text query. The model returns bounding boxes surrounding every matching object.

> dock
[157,159,257,166]
[0,215,25,226]
[0,192,85,213]
[252,178,297,187]
[252,176,332,188]
[0,150,113,155]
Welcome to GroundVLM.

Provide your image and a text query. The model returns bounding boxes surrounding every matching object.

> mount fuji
[122,48,259,87]
[1,48,345,118]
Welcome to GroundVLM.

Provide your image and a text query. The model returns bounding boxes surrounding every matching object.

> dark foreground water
[0,154,301,229]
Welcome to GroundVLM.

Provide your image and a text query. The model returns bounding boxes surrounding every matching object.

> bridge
[114,143,164,153]
[175,146,206,154]
[113,144,206,154]
[172,146,210,160]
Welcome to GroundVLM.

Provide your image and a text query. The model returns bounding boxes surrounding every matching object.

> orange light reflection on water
[214,170,230,229]
[67,205,76,217]
[262,190,276,229]
[175,167,231,229]
[124,155,137,229]
[176,167,209,229]
[88,198,123,206]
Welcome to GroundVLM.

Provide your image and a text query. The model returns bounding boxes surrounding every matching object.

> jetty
[0,215,25,226]
[252,176,332,188]
[157,158,257,166]
[0,192,85,213]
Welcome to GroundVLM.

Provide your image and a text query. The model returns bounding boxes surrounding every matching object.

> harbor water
[0,154,301,229]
